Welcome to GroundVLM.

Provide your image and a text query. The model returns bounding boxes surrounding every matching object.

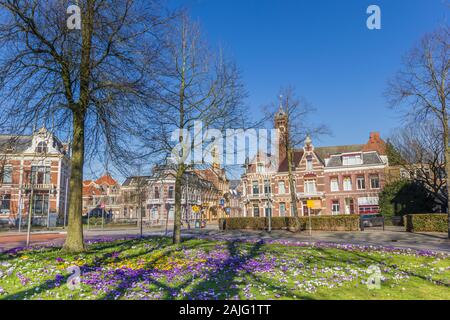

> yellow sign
[192,205,200,213]
[306,200,321,209]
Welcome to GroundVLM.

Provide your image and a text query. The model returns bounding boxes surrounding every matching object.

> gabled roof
[95,174,118,186]
[82,185,102,196]
[278,150,304,172]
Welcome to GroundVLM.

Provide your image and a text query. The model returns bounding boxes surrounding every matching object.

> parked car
[360,213,382,227]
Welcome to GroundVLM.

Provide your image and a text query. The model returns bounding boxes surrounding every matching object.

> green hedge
[219,215,360,232]
[404,214,448,233]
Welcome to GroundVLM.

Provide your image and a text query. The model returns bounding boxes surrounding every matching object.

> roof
[0,135,33,153]
[278,150,304,172]
[326,151,383,167]
[95,174,118,186]
[122,176,152,187]
[314,145,365,163]
[82,185,102,196]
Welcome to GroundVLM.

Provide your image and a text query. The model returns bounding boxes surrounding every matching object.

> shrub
[404,214,447,233]
[219,215,360,232]
[379,179,434,225]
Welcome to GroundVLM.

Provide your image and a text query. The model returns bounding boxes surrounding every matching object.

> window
[343,177,352,191]
[30,166,50,185]
[278,181,286,194]
[154,187,160,199]
[370,175,380,189]
[331,200,340,215]
[35,141,48,154]
[342,154,362,166]
[306,156,313,171]
[264,179,271,194]
[253,205,260,217]
[151,207,158,220]
[33,194,49,216]
[264,207,272,217]
[252,181,259,195]
[304,180,316,194]
[0,194,11,215]
[356,176,366,190]
[2,166,12,184]
[279,203,286,217]
[168,186,174,199]
[256,163,264,173]
[330,178,339,192]
[344,198,355,214]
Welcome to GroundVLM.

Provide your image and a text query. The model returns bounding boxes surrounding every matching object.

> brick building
[0,128,71,226]
[119,165,224,225]
[82,174,122,218]
[240,109,388,217]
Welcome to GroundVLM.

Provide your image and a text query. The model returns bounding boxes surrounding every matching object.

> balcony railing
[297,191,324,198]
[23,183,55,191]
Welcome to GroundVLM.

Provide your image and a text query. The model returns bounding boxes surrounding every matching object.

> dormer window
[36,141,48,154]
[342,154,362,166]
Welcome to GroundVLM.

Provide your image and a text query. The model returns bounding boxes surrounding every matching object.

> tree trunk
[444,130,450,240]
[287,148,298,217]
[63,110,86,252]
[173,164,184,244]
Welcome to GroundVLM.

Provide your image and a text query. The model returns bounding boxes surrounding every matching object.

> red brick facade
[240,110,387,217]
[0,128,71,226]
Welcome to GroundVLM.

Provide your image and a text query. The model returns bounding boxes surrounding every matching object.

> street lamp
[266,196,273,233]
[23,184,34,247]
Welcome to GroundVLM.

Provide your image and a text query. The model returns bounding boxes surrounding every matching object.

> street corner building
[240,109,389,217]
[0,128,71,228]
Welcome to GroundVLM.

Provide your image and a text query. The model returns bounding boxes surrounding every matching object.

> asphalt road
[1,225,449,253]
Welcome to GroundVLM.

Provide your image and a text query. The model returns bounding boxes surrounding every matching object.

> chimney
[363,131,386,155]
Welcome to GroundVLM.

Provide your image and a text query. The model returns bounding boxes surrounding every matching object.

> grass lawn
[0,236,449,300]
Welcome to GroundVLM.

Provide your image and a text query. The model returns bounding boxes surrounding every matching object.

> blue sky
[170,0,448,146]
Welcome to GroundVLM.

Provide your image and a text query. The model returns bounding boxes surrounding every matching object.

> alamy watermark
[67,4,81,30]
[367,5,381,30]
[66,265,81,290]
[366,265,382,289]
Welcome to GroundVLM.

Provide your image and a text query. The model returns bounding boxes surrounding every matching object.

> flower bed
[0,236,449,300]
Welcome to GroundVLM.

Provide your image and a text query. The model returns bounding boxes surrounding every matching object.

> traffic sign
[306,200,321,209]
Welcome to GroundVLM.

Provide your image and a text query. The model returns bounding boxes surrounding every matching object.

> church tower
[274,104,288,164]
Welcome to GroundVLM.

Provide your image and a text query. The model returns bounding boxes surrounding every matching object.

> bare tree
[141,14,247,244]
[265,86,329,217]
[0,0,172,251]
[390,122,446,211]
[386,27,450,238]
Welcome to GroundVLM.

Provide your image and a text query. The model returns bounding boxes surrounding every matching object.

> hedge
[404,214,448,233]
[219,215,360,232]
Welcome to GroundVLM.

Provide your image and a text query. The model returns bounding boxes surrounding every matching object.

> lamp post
[267,196,273,233]
[25,185,34,247]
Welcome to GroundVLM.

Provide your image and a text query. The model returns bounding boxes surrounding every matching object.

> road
[1,225,449,253]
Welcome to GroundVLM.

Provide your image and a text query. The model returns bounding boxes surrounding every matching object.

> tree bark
[443,113,450,239]
[63,110,86,252]
[63,0,94,251]
[173,163,184,244]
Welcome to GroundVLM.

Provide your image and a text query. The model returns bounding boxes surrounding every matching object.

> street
[1,225,449,253]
